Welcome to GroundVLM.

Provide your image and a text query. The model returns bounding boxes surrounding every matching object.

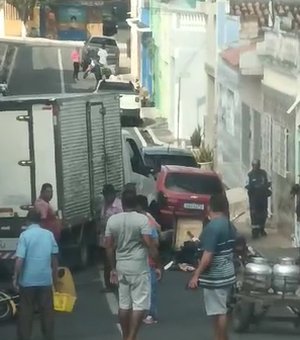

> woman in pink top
[71,47,80,81]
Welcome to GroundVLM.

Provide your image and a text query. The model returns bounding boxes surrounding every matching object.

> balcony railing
[257,30,300,70]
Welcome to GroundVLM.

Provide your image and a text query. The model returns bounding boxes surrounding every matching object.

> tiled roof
[220,43,257,67]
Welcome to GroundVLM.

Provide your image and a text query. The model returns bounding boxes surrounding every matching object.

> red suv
[156,165,225,230]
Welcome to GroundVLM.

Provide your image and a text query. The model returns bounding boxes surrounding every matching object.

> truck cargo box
[0,93,123,244]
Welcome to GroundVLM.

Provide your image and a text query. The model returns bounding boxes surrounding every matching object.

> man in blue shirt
[188,194,236,340]
[13,209,59,340]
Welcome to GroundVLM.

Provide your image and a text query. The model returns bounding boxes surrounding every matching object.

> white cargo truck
[0,93,157,271]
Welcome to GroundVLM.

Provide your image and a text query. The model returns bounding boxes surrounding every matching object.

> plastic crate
[53,293,76,313]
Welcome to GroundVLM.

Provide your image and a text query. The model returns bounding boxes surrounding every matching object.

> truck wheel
[231,301,254,333]
[77,238,89,269]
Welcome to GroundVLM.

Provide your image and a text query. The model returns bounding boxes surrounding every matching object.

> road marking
[7,46,17,84]
[99,270,122,335]
[57,48,65,94]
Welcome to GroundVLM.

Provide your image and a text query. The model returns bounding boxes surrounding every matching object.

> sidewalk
[227,187,293,251]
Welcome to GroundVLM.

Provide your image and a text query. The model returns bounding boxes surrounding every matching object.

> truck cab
[122,129,157,206]
[0,94,157,272]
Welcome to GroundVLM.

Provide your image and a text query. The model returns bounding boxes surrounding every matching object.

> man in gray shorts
[188,194,236,340]
[105,190,161,340]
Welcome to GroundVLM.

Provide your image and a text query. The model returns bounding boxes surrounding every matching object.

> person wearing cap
[124,182,137,195]
[245,159,271,239]
[101,184,123,220]
[99,184,122,291]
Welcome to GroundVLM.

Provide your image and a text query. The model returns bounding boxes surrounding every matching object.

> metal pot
[243,257,272,292]
[272,257,300,294]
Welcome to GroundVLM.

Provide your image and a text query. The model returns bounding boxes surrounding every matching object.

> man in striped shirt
[188,194,236,340]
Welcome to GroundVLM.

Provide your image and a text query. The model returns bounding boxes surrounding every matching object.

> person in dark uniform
[245,159,271,239]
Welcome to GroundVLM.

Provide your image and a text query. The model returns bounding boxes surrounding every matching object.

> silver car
[81,36,120,74]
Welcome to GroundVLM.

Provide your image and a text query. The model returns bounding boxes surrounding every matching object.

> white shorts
[118,272,151,311]
[203,287,231,316]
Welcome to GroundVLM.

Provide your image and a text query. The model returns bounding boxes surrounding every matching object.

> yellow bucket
[53,292,77,313]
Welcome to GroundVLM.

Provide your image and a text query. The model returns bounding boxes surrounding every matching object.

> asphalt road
[8,43,130,95]
[1,267,299,340]
[3,42,300,339]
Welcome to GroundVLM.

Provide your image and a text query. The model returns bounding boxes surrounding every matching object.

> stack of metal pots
[272,257,300,294]
[242,257,300,294]
[243,257,273,292]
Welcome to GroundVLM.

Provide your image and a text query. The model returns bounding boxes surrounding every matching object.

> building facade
[151,0,207,141]
[128,0,152,91]
[202,0,238,151]
[257,27,299,234]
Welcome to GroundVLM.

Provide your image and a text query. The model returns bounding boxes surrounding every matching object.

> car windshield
[88,37,117,46]
[98,81,135,92]
[144,154,198,169]
[165,173,223,195]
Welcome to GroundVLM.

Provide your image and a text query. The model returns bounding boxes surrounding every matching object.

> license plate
[183,203,204,210]
[0,238,19,251]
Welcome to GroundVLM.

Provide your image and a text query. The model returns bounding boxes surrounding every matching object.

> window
[98,81,135,92]
[89,37,117,46]
[286,129,290,173]
[165,173,223,195]
[261,113,272,175]
[126,139,146,175]
[144,154,198,169]
[272,121,287,177]
[219,85,235,136]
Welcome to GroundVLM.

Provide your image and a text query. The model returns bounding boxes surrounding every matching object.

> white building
[151,1,207,142]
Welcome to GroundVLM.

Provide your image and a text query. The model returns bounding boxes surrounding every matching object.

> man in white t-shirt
[97,44,108,66]
[105,190,161,340]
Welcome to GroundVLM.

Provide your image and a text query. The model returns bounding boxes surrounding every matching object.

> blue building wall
[216,1,239,50]
[141,8,149,26]
[140,8,153,95]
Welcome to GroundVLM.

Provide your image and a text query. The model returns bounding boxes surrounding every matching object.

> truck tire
[77,238,89,269]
